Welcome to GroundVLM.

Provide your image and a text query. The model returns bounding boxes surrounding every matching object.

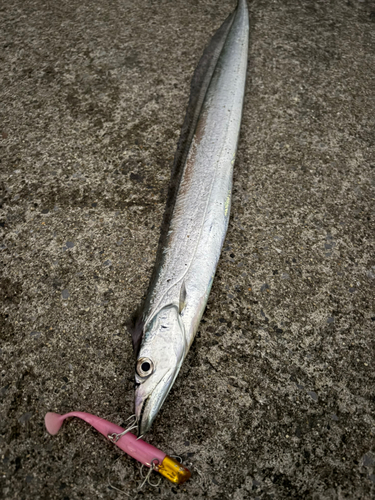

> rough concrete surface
[1,0,374,498]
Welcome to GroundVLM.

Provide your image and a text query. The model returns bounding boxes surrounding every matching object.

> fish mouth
[136,396,150,437]
[136,391,159,436]
[135,369,174,436]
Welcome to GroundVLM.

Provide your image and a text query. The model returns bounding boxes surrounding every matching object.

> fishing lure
[45,411,191,485]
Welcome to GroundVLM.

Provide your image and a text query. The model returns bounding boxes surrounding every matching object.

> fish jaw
[135,367,175,436]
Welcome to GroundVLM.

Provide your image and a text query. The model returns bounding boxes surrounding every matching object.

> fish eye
[137,358,154,377]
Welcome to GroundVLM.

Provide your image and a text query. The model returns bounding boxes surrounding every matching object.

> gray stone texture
[1,0,374,498]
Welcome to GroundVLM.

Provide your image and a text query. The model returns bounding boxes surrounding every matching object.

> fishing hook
[107,414,138,443]
[139,459,161,489]
[107,457,130,496]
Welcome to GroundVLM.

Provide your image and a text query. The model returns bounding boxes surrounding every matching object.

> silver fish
[131,0,249,436]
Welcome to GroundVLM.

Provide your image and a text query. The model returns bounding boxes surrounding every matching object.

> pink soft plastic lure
[45,411,191,485]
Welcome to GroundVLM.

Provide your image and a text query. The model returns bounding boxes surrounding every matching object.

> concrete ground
[1,0,374,498]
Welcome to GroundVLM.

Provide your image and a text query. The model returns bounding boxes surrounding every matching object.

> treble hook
[107,414,138,444]
[139,459,162,489]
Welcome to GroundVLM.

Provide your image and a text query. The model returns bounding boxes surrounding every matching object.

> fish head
[135,304,186,436]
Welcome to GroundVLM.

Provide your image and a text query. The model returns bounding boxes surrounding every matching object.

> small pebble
[308,391,318,401]
[18,412,33,424]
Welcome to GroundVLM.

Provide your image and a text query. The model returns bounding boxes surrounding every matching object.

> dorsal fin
[128,5,238,354]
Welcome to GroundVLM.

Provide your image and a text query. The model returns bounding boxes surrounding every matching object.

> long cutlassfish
[131,0,249,435]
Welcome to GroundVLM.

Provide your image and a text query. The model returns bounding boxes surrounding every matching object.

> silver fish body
[134,0,249,435]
